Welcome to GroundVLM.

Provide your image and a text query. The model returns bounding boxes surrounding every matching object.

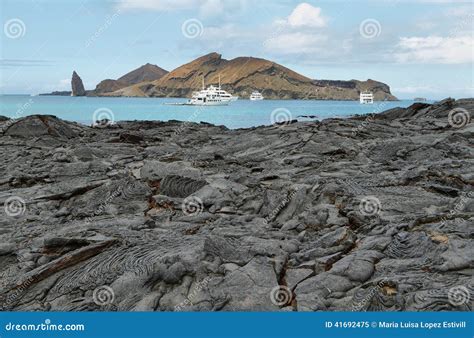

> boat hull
[184,101,229,106]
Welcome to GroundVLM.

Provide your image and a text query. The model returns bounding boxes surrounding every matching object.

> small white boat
[250,91,264,101]
[360,91,374,104]
[185,76,238,106]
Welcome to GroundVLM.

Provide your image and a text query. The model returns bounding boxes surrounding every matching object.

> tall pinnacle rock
[71,71,86,96]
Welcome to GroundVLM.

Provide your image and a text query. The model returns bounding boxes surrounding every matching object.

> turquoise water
[0,95,426,129]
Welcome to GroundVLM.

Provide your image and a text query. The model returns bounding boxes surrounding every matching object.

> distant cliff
[311,79,395,101]
[71,71,86,96]
[39,91,71,96]
[105,53,397,100]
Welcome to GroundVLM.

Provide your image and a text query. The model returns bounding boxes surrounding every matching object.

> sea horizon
[0,95,435,129]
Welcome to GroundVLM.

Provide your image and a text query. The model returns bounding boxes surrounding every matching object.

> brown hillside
[118,63,168,85]
[104,53,397,100]
[93,63,168,95]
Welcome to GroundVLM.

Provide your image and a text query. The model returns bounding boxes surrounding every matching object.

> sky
[0,0,473,99]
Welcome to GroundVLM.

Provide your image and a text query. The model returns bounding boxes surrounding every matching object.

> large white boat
[249,91,264,101]
[360,91,374,104]
[186,76,238,106]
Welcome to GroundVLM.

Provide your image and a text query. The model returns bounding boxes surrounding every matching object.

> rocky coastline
[0,98,472,311]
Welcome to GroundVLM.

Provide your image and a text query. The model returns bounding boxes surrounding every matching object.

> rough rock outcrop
[71,71,86,97]
[0,98,472,312]
[1,115,79,138]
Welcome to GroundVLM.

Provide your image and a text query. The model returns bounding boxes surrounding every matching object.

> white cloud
[412,0,472,2]
[117,0,198,11]
[393,84,474,99]
[392,85,435,94]
[263,3,328,55]
[286,3,327,28]
[264,32,327,54]
[199,0,225,17]
[53,79,70,91]
[202,24,247,40]
[446,6,473,17]
[117,0,247,17]
[395,35,474,64]
[415,21,437,30]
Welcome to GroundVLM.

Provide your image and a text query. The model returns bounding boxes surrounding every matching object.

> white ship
[186,76,238,106]
[249,91,264,101]
[360,91,374,104]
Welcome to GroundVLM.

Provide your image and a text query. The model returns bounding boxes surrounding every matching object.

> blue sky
[1,0,473,99]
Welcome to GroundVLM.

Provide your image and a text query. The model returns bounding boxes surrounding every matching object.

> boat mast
[202,76,205,90]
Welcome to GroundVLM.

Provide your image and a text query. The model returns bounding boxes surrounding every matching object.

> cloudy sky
[1,0,473,98]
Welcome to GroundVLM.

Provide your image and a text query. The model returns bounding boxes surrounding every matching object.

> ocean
[0,95,426,129]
